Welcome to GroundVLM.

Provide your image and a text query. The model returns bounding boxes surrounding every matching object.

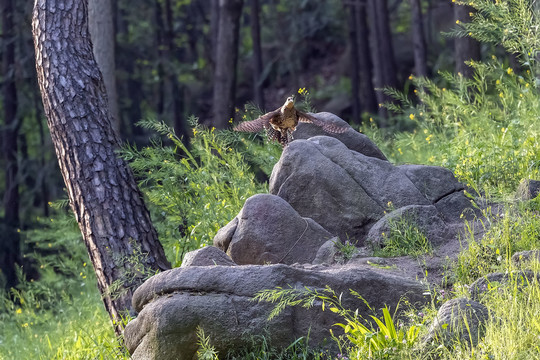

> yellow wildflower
[507,67,513,75]
[409,114,415,120]
[455,20,460,24]
[16,308,22,314]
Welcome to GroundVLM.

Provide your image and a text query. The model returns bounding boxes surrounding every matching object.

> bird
[233,96,348,146]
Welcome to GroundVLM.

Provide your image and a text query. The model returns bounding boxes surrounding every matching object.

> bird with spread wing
[233,96,348,146]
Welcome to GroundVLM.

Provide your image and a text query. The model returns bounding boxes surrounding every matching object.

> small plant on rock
[375,214,432,259]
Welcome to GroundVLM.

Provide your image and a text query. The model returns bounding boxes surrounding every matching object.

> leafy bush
[374,0,540,197]
[121,117,278,266]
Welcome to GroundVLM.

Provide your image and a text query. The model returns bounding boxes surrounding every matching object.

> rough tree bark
[212,0,244,129]
[88,0,119,133]
[1,0,21,290]
[249,0,265,110]
[454,3,480,78]
[410,0,428,77]
[32,0,171,336]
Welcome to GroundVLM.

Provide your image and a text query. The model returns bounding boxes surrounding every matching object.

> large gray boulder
[515,179,540,200]
[124,263,428,360]
[293,112,387,161]
[214,194,334,265]
[422,297,489,348]
[269,136,469,245]
[366,205,451,250]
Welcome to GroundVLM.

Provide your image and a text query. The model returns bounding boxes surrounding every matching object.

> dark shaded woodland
[2,0,516,290]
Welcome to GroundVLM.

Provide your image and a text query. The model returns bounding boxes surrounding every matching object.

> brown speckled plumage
[234,96,348,146]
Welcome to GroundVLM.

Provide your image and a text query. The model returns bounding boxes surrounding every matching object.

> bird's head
[284,96,295,109]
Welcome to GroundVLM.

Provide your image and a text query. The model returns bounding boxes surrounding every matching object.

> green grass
[373,213,433,259]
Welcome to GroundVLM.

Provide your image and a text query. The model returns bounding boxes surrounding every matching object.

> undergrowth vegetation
[120,116,279,265]
[2,0,540,358]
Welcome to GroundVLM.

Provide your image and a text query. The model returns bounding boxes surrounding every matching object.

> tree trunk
[1,0,21,290]
[164,0,188,142]
[249,0,265,110]
[209,0,220,70]
[345,0,361,124]
[212,0,244,129]
[356,0,377,116]
[454,3,480,78]
[410,0,428,77]
[32,0,171,337]
[88,0,119,134]
[367,0,397,122]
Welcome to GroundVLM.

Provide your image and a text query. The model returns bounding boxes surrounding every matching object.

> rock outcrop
[215,194,334,265]
[125,113,481,359]
[125,259,428,360]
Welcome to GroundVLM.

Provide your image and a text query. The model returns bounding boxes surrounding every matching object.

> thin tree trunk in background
[89,0,120,134]
[116,4,143,139]
[356,0,377,116]
[345,0,360,124]
[367,0,397,123]
[33,0,171,337]
[209,0,220,70]
[212,0,244,128]
[410,0,428,77]
[454,3,480,78]
[249,0,265,110]
[1,0,21,290]
[164,0,188,142]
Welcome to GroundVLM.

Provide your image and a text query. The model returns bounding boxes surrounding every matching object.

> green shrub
[255,286,423,360]
[121,117,278,266]
[370,0,540,197]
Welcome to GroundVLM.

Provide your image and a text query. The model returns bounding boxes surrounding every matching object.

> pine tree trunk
[212,0,244,128]
[454,3,480,78]
[250,0,265,110]
[1,0,21,290]
[410,0,428,77]
[32,0,171,337]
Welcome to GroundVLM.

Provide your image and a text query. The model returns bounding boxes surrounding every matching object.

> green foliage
[120,117,272,266]
[454,202,540,284]
[374,213,432,259]
[383,56,540,196]
[333,239,358,262]
[255,286,423,360]
[225,335,331,360]
[454,0,540,73]
[196,326,219,360]
[0,207,129,359]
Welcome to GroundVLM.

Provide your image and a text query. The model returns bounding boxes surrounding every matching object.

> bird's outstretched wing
[233,109,280,133]
[297,111,349,134]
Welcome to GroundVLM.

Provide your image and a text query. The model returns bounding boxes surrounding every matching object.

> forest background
[1,0,539,359]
